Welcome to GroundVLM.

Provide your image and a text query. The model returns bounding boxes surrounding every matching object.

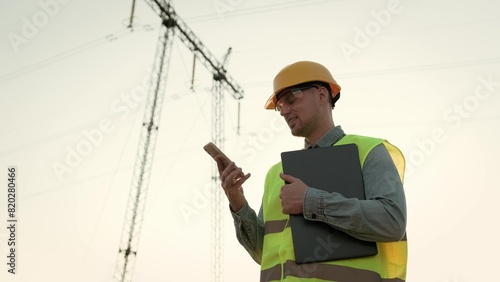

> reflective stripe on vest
[261,260,406,282]
[261,135,407,281]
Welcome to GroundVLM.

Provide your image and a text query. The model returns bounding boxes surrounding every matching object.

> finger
[220,162,236,180]
[226,163,246,180]
[280,172,298,183]
[220,165,240,188]
[280,194,290,214]
[223,170,249,194]
[215,157,231,175]
[227,166,245,183]
[281,205,290,214]
[220,161,245,180]
[234,173,251,187]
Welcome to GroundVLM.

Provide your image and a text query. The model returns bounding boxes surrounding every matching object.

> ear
[317,86,330,105]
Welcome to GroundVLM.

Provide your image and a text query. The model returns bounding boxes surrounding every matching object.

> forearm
[303,188,406,241]
[231,201,264,264]
[303,144,407,242]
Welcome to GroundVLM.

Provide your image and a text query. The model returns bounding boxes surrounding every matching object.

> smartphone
[203,142,232,165]
[203,142,244,177]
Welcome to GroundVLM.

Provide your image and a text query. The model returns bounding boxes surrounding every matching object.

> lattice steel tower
[113,1,244,281]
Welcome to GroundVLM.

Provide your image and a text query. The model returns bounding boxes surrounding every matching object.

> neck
[306,120,335,146]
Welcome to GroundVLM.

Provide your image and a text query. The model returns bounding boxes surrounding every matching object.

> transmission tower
[210,46,232,282]
[113,1,244,282]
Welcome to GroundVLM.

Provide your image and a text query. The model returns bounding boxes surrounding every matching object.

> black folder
[281,144,378,264]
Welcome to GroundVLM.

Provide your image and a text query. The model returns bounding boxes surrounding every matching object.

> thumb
[280,172,298,183]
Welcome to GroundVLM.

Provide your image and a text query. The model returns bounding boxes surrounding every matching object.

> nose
[279,104,290,116]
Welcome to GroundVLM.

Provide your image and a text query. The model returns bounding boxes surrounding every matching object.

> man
[216,61,407,281]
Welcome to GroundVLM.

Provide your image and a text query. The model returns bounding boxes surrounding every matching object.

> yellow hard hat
[264,61,341,110]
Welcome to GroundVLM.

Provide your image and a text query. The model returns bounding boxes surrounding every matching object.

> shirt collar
[304,125,346,149]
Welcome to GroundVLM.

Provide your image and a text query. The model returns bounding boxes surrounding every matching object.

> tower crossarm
[144,0,244,100]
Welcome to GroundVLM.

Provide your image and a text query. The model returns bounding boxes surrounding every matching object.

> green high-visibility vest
[261,134,407,281]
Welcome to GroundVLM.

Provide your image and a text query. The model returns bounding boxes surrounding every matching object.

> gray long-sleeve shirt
[230,125,407,264]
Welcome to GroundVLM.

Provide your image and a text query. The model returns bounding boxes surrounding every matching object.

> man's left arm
[303,143,407,242]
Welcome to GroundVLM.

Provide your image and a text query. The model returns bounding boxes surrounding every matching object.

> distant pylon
[113,1,244,281]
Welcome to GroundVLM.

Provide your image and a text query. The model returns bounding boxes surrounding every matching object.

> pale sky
[1,0,499,281]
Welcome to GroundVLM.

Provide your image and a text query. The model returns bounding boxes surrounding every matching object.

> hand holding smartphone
[203,142,249,211]
[203,142,245,177]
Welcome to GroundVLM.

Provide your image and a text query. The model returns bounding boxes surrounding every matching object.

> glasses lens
[275,90,300,111]
[274,84,318,111]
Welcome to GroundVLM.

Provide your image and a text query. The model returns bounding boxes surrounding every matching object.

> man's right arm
[231,201,264,264]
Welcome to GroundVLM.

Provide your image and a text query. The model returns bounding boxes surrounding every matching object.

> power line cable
[0,89,195,158]
[3,2,499,84]
[0,27,134,83]
[77,97,144,279]
[145,86,212,219]
[0,1,335,83]
[3,54,497,159]
[240,56,500,89]
[182,0,334,23]
[337,57,500,78]
[3,142,210,203]
[6,112,498,206]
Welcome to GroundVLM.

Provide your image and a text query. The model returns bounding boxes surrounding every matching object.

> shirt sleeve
[303,143,407,242]
[230,201,265,264]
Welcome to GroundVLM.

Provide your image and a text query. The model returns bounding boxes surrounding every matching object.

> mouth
[286,117,297,126]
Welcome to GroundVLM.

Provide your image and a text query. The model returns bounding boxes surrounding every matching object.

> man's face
[277,85,322,138]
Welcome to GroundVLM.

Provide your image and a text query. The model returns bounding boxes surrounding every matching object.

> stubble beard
[289,114,320,139]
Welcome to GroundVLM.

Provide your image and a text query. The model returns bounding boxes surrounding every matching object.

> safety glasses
[275,85,319,112]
